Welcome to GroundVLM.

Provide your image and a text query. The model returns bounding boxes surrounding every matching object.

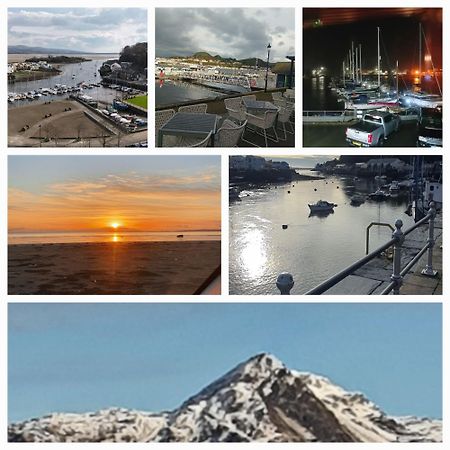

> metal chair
[277,106,294,141]
[242,109,279,147]
[178,104,208,114]
[155,109,175,146]
[224,97,246,124]
[176,131,213,147]
[215,119,247,147]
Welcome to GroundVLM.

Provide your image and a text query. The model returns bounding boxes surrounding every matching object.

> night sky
[303,8,442,76]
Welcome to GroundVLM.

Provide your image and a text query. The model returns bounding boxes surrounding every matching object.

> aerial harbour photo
[8,155,221,295]
[229,155,442,295]
[8,8,148,147]
[303,8,442,147]
[155,8,295,147]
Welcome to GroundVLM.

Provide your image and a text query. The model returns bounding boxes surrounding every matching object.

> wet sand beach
[8,241,221,295]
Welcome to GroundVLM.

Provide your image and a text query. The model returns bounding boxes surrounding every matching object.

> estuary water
[8,54,122,108]
[229,171,415,295]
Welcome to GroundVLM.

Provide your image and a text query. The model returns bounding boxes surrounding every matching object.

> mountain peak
[8,354,442,443]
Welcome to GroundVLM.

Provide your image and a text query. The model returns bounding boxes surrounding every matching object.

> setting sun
[111,223,120,229]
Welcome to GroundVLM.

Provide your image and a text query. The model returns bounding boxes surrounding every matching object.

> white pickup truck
[346,111,400,147]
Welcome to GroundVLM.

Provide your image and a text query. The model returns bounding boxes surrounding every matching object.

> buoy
[337,186,339,189]
[314,188,317,191]
[287,190,291,193]
[282,224,288,229]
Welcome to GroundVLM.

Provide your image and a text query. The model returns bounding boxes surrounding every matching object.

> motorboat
[388,180,400,193]
[350,194,365,205]
[308,200,337,213]
[368,188,390,201]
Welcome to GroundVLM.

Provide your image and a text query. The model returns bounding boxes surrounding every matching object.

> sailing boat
[344,27,398,111]
[400,23,442,109]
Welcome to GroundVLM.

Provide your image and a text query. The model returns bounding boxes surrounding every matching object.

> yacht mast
[377,27,381,89]
[419,22,422,82]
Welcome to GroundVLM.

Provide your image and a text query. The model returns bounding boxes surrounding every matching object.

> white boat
[400,91,442,109]
[368,188,390,201]
[308,200,337,212]
[389,180,400,192]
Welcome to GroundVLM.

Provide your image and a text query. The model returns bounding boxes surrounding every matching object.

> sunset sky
[8,156,221,233]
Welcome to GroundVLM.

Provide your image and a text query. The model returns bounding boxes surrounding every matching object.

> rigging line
[421,26,442,96]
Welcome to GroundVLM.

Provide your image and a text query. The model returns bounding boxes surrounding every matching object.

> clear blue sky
[8,303,442,423]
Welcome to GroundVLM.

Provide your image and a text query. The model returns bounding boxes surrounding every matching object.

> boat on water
[388,180,400,192]
[229,187,241,201]
[400,91,442,109]
[368,188,390,201]
[350,194,365,205]
[308,200,337,212]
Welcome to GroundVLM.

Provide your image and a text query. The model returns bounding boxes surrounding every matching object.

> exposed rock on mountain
[8,353,442,442]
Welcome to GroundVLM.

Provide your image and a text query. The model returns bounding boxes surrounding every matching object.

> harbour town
[230,155,442,295]
[303,8,442,148]
[155,8,295,147]
[7,8,148,147]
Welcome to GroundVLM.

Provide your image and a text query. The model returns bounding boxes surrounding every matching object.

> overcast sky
[156,8,295,61]
[8,8,147,53]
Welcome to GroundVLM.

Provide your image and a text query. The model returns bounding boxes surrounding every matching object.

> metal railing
[276,202,438,295]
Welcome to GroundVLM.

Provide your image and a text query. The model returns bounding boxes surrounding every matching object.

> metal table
[158,112,219,147]
[243,100,278,114]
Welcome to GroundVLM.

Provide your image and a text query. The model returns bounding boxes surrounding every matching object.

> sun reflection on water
[239,227,267,279]
[112,234,120,242]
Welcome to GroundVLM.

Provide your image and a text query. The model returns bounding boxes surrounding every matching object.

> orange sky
[9,159,221,233]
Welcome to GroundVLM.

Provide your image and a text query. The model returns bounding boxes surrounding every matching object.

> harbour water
[9,230,221,245]
[8,54,122,108]
[303,75,443,110]
[155,79,250,107]
[229,171,415,295]
[155,79,218,106]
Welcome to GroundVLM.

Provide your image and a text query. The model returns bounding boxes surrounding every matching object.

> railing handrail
[302,206,436,295]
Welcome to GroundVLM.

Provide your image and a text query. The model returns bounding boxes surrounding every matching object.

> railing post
[421,202,438,277]
[276,272,294,295]
[391,219,405,295]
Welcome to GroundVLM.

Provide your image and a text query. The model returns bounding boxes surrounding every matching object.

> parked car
[417,108,442,147]
[346,111,401,147]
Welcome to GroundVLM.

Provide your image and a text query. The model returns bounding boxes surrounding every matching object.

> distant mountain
[8,353,441,442]
[8,45,91,55]
[188,52,270,67]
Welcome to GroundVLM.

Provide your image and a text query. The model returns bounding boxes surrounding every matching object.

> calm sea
[9,231,221,245]
[229,171,415,295]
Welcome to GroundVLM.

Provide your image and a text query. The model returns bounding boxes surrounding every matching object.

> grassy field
[125,95,147,110]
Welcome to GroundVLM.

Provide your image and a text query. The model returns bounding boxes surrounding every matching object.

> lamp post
[264,43,271,92]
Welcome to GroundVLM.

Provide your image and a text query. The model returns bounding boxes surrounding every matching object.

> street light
[264,43,271,92]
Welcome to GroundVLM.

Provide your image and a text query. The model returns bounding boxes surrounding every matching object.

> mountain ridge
[8,353,442,442]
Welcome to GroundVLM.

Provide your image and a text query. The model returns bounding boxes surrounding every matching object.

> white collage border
[1,0,447,448]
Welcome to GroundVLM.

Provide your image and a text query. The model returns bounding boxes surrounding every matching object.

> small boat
[368,188,390,201]
[350,194,365,205]
[282,224,288,229]
[308,200,337,213]
[176,234,184,238]
[389,180,400,192]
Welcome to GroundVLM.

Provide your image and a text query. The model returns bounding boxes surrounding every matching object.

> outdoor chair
[178,104,208,114]
[175,131,213,147]
[242,109,279,147]
[155,109,175,146]
[277,106,295,141]
[224,97,246,124]
[215,119,247,147]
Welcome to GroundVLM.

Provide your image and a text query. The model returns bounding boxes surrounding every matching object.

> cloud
[155,8,295,61]
[8,8,147,53]
[8,170,221,232]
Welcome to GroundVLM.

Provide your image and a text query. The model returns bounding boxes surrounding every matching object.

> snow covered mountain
[8,353,442,442]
